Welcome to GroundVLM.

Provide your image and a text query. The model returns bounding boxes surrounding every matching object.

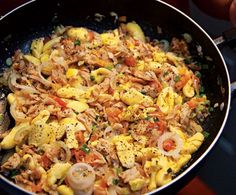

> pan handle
[214,28,236,99]
[214,28,236,47]
[231,82,236,99]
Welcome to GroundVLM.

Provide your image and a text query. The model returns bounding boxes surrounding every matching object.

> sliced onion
[14,125,31,144]
[157,132,183,159]
[10,101,29,122]
[103,126,113,138]
[74,186,93,195]
[66,163,95,190]
[8,71,39,94]
[55,141,71,163]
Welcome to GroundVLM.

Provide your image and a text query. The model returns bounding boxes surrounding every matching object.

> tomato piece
[106,107,122,123]
[72,149,86,162]
[50,95,67,108]
[75,131,85,145]
[175,74,190,90]
[124,56,136,66]
[147,121,166,134]
[41,154,52,168]
[163,139,176,151]
[187,101,197,109]
[85,153,101,166]
[88,31,95,42]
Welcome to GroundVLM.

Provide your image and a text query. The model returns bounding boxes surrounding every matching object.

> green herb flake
[195,71,201,78]
[90,75,95,81]
[163,71,169,77]
[9,169,20,178]
[112,178,119,185]
[116,167,123,175]
[105,65,113,70]
[199,86,205,94]
[74,40,81,46]
[202,131,210,138]
[174,76,181,82]
[92,125,97,131]
[208,107,214,112]
[81,144,90,154]
[144,115,151,121]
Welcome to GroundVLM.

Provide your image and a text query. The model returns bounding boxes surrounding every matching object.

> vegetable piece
[50,95,67,108]
[183,80,195,98]
[124,56,136,67]
[57,185,74,195]
[88,31,95,42]
[66,163,95,190]
[47,162,71,186]
[74,40,81,46]
[67,28,89,42]
[126,22,145,42]
[81,144,90,154]
[158,132,183,159]
[1,122,30,149]
[162,139,176,152]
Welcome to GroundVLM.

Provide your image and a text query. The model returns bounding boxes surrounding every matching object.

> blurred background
[0,0,236,195]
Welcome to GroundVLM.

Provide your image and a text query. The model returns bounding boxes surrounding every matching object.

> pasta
[0,20,211,194]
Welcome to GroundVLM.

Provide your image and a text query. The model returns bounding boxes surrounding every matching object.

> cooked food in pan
[0,21,211,194]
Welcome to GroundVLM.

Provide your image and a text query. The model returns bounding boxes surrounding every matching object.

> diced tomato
[106,107,122,123]
[88,31,95,42]
[41,154,52,168]
[50,95,67,108]
[75,131,85,145]
[124,56,136,66]
[90,134,98,142]
[163,139,176,151]
[147,121,166,134]
[71,149,86,162]
[175,74,190,90]
[187,101,197,109]
[85,153,101,166]
[157,121,166,133]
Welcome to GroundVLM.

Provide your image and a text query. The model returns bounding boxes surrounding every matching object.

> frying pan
[0,0,235,194]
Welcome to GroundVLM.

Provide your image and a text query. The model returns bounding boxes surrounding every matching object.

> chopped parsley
[9,169,20,178]
[74,40,81,46]
[144,115,151,121]
[116,167,123,175]
[208,107,214,112]
[195,71,201,78]
[199,86,205,94]
[163,71,169,76]
[90,75,95,81]
[112,178,119,185]
[174,76,181,82]
[81,144,90,154]
[105,65,113,70]
[202,131,210,138]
